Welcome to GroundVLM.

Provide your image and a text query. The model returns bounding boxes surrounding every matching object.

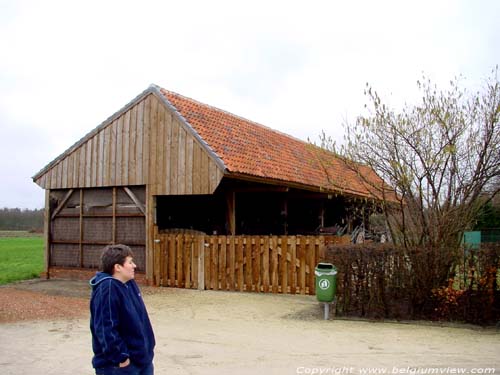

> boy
[90,244,155,375]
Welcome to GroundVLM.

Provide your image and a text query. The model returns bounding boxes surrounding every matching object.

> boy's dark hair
[100,244,134,275]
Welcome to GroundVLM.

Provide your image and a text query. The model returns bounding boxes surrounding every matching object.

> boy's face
[113,256,136,283]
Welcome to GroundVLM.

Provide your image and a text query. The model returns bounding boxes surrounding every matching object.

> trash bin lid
[315,263,337,276]
[315,268,338,276]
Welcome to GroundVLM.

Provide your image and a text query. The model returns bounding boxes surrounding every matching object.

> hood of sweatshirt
[89,272,115,290]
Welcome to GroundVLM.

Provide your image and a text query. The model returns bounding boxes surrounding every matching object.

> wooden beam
[79,189,83,267]
[145,187,155,284]
[112,187,117,244]
[44,190,51,278]
[50,189,74,220]
[123,187,146,215]
[226,191,235,235]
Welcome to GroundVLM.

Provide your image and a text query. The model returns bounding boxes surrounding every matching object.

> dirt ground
[1,279,499,375]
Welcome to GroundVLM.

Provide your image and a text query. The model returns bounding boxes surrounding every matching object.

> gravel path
[0,279,499,375]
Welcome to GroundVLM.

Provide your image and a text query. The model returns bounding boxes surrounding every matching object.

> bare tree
[322,68,500,251]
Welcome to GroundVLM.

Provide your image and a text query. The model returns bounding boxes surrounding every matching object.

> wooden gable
[33,91,225,195]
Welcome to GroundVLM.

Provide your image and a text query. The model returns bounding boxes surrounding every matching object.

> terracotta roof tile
[159,88,384,199]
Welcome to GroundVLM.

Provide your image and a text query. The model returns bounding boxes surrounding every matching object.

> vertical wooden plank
[149,96,158,191]
[220,235,227,290]
[253,237,261,292]
[85,141,92,187]
[204,238,210,289]
[164,112,172,195]
[290,236,297,294]
[170,121,179,194]
[208,160,218,193]
[122,110,130,184]
[112,188,116,243]
[156,104,165,193]
[159,235,166,287]
[79,189,84,268]
[185,136,193,194]
[262,236,270,293]
[145,187,155,285]
[177,128,186,194]
[298,237,306,295]
[271,236,279,293]
[176,234,183,287]
[57,161,63,188]
[98,131,104,186]
[308,236,316,295]
[72,150,79,188]
[116,115,123,186]
[197,236,205,291]
[226,191,235,235]
[43,171,49,190]
[79,145,85,188]
[51,165,57,189]
[153,225,159,286]
[184,235,192,289]
[200,154,209,194]
[192,236,198,289]
[65,154,72,188]
[237,236,244,292]
[128,105,137,186]
[44,190,51,278]
[192,144,201,194]
[210,236,218,290]
[136,100,144,184]
[142,95,151,184]
[91,136,98,187]
[102,126,110,185]
[93,132,99,186]
[281,236,288,294]
[228,236,235,291]
[168,235,176,287]
[318,236,325,261]
[245,236,253,292]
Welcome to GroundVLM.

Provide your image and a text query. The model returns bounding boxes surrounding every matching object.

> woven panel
[130,245,145,271]
[116,217,145,244]
[82,245,104,269]
[83,217,112,242]
[52,217,80,241]
[51,244,80,267]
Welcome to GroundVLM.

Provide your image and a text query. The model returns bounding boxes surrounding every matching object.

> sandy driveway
[0,280,499,375]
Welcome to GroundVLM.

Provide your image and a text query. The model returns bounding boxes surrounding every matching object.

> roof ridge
[158,87,310,146]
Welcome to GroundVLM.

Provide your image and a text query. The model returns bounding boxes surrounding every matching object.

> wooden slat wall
[35,94,224,195]
[156,234,327,295]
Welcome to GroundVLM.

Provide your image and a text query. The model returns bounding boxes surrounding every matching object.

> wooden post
[226,191,235,235]
[145,186,155,285]
[197,236,205,291]
[43,190,51,279]
[112,187,116,244]
[79,189,84,267]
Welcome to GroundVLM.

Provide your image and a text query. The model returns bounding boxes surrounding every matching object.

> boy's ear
[113,263,121,274]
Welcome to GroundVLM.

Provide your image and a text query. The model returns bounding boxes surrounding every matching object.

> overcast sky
[1,0,499,209]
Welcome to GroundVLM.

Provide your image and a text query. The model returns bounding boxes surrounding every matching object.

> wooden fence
[153,234,328,295]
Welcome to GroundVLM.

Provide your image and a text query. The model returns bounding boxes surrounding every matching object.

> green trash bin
[315,263,337,303]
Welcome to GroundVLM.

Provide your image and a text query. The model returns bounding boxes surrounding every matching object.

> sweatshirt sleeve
[92,280,129,365]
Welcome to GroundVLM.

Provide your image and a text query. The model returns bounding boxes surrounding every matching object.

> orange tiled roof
[159,88,385,199]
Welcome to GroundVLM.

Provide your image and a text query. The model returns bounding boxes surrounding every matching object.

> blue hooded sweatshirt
[89,272,155,369]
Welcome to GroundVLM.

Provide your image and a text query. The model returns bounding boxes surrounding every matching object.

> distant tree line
[0,208,44,231]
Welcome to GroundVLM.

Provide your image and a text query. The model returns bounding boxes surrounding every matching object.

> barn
[33,85,383,294]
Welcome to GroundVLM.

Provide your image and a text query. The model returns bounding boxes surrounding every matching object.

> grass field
[0,232,44,285]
